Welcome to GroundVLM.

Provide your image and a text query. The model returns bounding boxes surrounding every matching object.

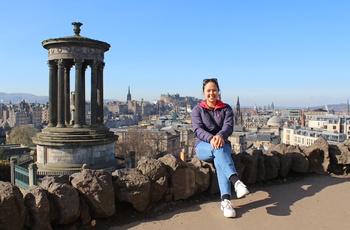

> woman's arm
[191,105,214,143]
[216,105,234,139]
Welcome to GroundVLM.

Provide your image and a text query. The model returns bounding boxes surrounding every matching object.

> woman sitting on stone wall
[191,78,249,218]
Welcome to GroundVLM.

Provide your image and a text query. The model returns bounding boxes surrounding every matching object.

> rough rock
[303,136,329,173]
[240,153,258,184]
[241,150,260,184]
[112,168,151,212]
[287,145,309,173]
[188,156,211,194]
[333,142,350,165]
[270,143,293,177]
[137,156,168,202]
[23,185,52,230]
[200,159,220,195]
[158,154,196,201]
[263,149,280,181]
[39,175,80,225]
[328,143,350,175]
[232,153,245,180]
[70,169,115,218]
[0,182,26,230]
[79,196,92,227]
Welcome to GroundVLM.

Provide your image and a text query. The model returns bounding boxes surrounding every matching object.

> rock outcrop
[112,168,151,212]
[24,186,52,230]
[70,169,115,218]
[158,154,196,201]
[137,156,168,203]
[0,181,26,230]
[303,136,329,174]
[39,175,80,225]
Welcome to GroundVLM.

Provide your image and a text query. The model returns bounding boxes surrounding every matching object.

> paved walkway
[103,174,350,230]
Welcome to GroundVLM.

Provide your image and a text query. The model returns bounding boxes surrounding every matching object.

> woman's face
[203,81,219,106]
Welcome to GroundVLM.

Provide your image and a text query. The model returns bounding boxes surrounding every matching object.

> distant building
[106,87,157,117]
[229,132,247,153]
[0,144,32,161]
[304,108,334,126]
[282,126,347,146]
[307,114,350,139]
[280,109,301,123]
[246,132,280,150]
[4,100,43,129]
[160,93,200,109]
[105,114,139,128]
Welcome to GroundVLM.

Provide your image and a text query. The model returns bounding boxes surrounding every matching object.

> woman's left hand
[211,135,224,149]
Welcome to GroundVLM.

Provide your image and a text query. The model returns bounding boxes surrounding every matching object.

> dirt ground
[93,173,350,230]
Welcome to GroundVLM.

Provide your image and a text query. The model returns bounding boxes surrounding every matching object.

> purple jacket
[191,100,234,147]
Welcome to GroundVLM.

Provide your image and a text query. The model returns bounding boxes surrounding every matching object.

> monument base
[33,125,118,176]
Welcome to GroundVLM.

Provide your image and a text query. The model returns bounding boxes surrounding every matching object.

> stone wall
[0,136,350,230]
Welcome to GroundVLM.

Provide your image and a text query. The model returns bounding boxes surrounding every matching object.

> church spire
[127,86,131,101]
[234,96,242,126]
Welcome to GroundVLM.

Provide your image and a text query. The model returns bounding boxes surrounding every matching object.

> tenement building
[1,100,43,129]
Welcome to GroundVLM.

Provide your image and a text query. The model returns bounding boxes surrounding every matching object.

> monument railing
[10,157,37,190]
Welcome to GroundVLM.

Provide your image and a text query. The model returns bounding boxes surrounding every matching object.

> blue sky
[0,0,349,108]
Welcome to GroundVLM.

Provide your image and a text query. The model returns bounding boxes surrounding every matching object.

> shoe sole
[221,206,236,218]
[236,189,249,199]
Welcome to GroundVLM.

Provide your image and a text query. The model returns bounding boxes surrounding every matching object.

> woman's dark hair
[202,78,220,92]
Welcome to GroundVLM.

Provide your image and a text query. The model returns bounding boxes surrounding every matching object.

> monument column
[74,59,84,128]
[64,64,71,125]
[48,60,57,127]
[90,61,98,125]
[57,59,66,128]
[97,62,104,125]
[82,63,87,125]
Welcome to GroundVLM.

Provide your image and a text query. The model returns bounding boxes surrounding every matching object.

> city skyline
[1,1,349,107]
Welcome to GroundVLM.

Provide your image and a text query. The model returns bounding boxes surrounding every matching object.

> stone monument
[33,22,118,175]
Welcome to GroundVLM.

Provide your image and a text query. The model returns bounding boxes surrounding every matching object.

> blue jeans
[195,141,237,197]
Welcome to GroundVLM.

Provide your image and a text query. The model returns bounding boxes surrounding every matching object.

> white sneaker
[220,199,236,218]
[235,180,249,198]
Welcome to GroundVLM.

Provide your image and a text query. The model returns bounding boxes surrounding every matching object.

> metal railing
[11,157,37,190]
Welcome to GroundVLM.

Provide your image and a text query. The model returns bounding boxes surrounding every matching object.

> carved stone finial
[72,22,83,36]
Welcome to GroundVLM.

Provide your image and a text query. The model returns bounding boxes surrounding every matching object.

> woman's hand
[210,135,224,149]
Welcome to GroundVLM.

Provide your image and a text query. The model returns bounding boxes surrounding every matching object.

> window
[333,126,336,130]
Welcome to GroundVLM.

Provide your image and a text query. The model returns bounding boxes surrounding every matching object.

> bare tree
[115,127,158,161]
[7,125,39,147]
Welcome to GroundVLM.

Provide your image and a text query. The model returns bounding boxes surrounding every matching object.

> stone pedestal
[34,126,118,175]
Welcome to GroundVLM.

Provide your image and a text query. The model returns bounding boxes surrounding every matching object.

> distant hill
[0,92,49,104]
[0,92,116,104]
[309,103,348,112]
